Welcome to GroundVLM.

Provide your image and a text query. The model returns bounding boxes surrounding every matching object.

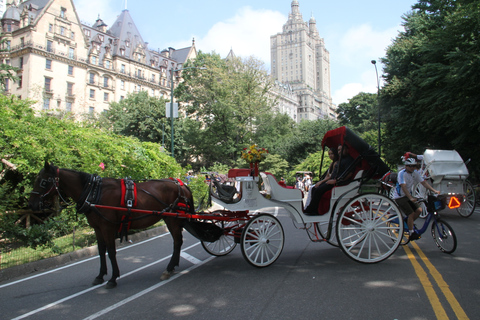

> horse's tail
[182,184,196,214]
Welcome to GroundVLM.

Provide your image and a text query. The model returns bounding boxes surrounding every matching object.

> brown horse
[29,161,194,289]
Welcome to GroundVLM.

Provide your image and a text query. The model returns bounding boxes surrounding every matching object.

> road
[1,206,479,320]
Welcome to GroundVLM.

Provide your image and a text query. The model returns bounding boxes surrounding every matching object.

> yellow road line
[411,241,469,320]
[403,245,449,320]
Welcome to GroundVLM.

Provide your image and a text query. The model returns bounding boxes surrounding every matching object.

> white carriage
[415,149,476,217]
[201,127,405,267]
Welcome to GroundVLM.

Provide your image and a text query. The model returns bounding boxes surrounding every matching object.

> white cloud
[172,7,286,64]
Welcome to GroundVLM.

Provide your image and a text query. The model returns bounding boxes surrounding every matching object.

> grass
[0,221,164,270]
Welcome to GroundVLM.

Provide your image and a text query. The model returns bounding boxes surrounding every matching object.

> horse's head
[28,161,59,211]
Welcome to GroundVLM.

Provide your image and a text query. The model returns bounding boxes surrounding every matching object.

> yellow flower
[241,144,269,163]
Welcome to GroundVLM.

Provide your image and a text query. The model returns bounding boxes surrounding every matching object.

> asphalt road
[1,206,479,320]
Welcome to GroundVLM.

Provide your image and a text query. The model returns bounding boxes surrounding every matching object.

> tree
[100,91,169,145]
[336,92,378,134]
[176,52,275,169]
[380,0,480,177]
[0,35,19,91]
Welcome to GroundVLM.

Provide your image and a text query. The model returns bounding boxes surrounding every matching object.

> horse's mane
[62,168,94,187]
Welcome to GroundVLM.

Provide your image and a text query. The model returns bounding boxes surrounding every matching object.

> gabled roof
[108,9,146,58]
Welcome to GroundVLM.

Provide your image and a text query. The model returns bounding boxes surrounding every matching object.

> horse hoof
[92,277,104,286]
[160,270,173,281]
[106,281,117,289]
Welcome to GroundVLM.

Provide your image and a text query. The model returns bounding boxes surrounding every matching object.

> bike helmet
[404,158,417,165]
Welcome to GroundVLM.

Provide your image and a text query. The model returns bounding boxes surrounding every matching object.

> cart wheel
[316,215,339,246]
[337,193,404,263]
[241,214,284,268]
[201,220,237,256]
[456,180,476,218]
[431,219,457,253]
[414,183,429,218]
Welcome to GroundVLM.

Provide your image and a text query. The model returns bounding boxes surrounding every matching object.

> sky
[73,0,418,105]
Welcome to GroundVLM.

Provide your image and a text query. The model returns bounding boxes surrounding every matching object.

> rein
[31,168,74,209]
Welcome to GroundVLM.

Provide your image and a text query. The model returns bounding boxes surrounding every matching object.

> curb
[0,225,168,283]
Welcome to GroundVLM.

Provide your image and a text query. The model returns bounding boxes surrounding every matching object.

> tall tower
[270,1,334,121]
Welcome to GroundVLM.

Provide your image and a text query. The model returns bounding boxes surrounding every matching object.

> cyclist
[393,158,440,240]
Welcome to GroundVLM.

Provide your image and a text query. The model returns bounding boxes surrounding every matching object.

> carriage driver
[393,158,440,240]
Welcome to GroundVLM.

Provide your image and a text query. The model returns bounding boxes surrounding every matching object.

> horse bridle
[31,167,72,209]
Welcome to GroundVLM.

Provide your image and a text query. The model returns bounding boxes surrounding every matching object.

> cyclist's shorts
[395,196,421,216]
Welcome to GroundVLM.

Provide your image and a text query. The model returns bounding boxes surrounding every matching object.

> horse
[28,161,194,289]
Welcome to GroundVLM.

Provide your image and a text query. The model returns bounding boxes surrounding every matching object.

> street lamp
[371,60,381,156]
[169,66,206,158]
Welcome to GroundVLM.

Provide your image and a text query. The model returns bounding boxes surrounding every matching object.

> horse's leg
[105,233,120,289]
[92,228,108,285]
[161,218,184,280]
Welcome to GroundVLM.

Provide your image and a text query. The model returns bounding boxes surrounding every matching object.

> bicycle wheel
[386,218,409,245]
[457,180,476,218]
[431,219,457,254]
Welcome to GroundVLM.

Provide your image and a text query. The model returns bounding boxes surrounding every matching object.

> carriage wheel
[456,180,476,218]
[386,219,409,245]
[414,183,429,218]
[336,193,403,263]
[201,220,237,256]
[241,214,284,268]
[316,215,338,246]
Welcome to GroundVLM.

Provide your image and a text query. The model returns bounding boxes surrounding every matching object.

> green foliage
[175,52,276,168]
[336,92,379,135]
[99,91,169,144]
[0,95,182,212]
[185,175,209,210]
[381,0,480,177]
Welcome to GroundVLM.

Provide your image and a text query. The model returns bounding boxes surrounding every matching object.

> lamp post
[371,60,381,156]
[169,66,206,158]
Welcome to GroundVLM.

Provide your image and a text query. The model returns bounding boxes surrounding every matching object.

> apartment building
[0,0,196,115]
[271,0,336,121]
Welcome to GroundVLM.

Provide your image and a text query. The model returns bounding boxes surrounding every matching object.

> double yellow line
[404,242,469,319]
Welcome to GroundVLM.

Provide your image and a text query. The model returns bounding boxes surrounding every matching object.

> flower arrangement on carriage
[241,144,268,176]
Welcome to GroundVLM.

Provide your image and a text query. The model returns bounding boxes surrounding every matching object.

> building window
[20,37,24,47]
[105,60,110,69]
[89,72,95,84]
[7,24,11,32]
[91,56,97,64]
[68,65,74,75]
[66,101,72,112]
[89,89,95,99]
[46,59,52,70]
[120,96,124,101]
[84,29,91,37]
[104,92,109,101]
[103,76,108,87]
[67,82,74,96]
[68,48,74,59]
[46,40,53,52]
[120,80,125,90]
[60,7,66,19]
[121,64,125,73]
[71,31,75,40]
[120,48,125,56]
[18,76,22,88]
[19,57,23,68]
[60,26,65,36]
[49,24,53,32]
[89,106,94,114]
[44,77,52,92]
[43,98,50,110]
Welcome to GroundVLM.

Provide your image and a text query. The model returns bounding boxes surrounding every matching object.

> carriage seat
[260,172,302,202]
[316,170,364,215]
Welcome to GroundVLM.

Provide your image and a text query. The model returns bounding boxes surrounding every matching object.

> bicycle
[388,195,457,253]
